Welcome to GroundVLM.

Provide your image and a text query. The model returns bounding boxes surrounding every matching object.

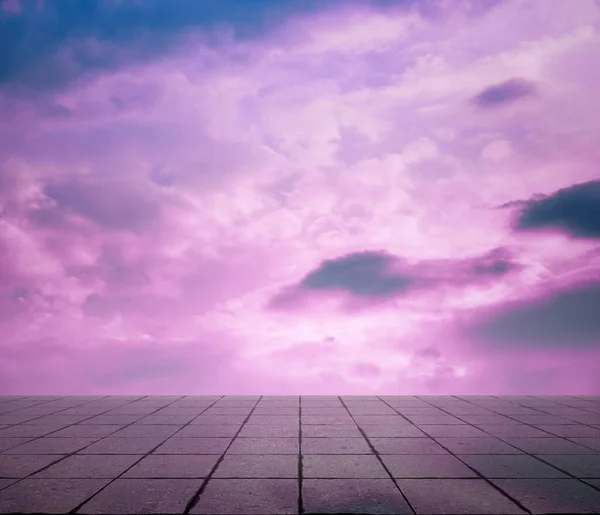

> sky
[1,0,599,396]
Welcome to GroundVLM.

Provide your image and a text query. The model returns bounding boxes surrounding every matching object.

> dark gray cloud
[472,78,538,108]
[269,247,520,309]
[465,281,600,348]
[42,175,160,232]
[510,180,600,239]
[300,251,413,297]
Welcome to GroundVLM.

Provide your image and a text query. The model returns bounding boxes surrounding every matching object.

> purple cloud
[472,78,538,108]
[269,247,521,309]
[511,180,600,239]
[1,0,600,395]
[463,280,600,348]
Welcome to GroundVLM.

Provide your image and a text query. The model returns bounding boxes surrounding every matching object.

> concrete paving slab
[174,424,240,437]
[77,437,167,454]
[76,478,200,514]
[301,424,363,438]
[214,455,298,478]
[361,424,427,437]
[0,479,16,492]
[153,437,232,454]
[396,479,526,514]
[31,454,140,478]
[302,437,372,454]
[227,437,299,454]
[303,478,413,514]
[418,424,489,437]
[381,454,478,478]
[1,395,600,513]
[239,424,299,437]
[303,455,388,478]
[475,424,555,437]
[539,454,600,478]
[567,437,600,451]
[459,454,570,478]
[537,425,600,437]
[133,414,197,425]
[434,437,524,454]
[189,478,297,514]
[501,437,598,454]
[109,424,182,438]
[2,437,100,454]
[122,454,219,478]
[370,437,450,455]
[0,437,34,452]
[490,478,600,514]
[50,425,123,438]
[0,478,110,514]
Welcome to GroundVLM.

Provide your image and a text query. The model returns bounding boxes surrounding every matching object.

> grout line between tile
[382,395,533,515]
[66,395,215,514]
[182,395,264,515]
[339,396,417,515]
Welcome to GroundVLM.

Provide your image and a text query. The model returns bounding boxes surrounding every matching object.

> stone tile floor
[0,395,599,514]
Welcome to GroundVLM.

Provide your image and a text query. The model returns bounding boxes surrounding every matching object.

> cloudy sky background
[1,0,599,395]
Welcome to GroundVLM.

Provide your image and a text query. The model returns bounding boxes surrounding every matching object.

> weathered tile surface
[0,395,599,514]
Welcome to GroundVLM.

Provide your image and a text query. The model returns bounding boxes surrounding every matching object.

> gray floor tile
[352,416,409,425]
[0,479,16,491]
[302,437,371,454]
[303,478,413,514]
[214,455,297,478]
[0,438,33,452]
[0,424,67,437]
[0,454,66,477]
[301,425,362,438]
[239,425,299,437]
[2,437,100,454]
[538,425,600,437]
[396,479,526,514]
[122,454,219,478]
[31,455,140,478]
[435,437,524,454]
[302,416,354,425]
[502,437,597,454]
[568,438,600,452]
[79,415,144,425]
[78,437,166,454]
[475,425,555,437]
[109,424,181,438]
[227,437,298,454]
[76,478,199,514]
[50,425,123,438]
[134,414,196,425]
[303,455,388,479]
[153,437,231,454]
[361,425,426,438]
[0,478,110,513]
[459,454,569,478]
[419,425,489,437]
[510,415,574,425]
[491,478,600,514]
[175,425,240,437]
[190,478,298,514]
[192,415,248,425]
[382,454,477,478]
[370,437,449,455]
[540,455,600,477]
[453,415,518,425]
[404,415,465,425]
[27,415,92,425]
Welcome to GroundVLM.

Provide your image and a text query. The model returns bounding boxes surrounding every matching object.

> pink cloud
[1,0,600,394]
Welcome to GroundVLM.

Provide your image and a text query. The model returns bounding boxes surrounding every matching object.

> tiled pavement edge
[0,395,599,514]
